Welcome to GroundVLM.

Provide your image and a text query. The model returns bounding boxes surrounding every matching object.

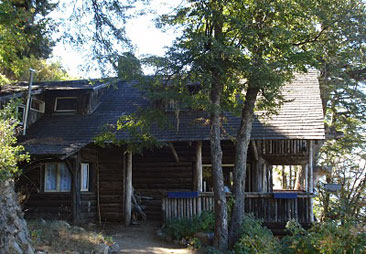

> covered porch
[155,139,318,231]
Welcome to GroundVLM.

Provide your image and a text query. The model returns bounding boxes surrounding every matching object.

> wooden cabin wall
[96,145,125,222]
[133,142,194,220]
[18,164,73,221]
[79,145,98,223]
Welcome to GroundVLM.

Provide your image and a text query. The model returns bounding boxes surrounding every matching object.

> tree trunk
[210,80,228,250]
[294,165,305,190]
[229,86,260,248]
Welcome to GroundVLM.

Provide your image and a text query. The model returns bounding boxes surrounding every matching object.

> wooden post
[194,141,203,192]
[305,164,309,192]
[124,152,133,226]
[71,153,81,225]
[309,140,314,222]
[309,141,314,193]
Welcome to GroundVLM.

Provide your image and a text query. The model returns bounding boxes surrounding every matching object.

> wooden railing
[162,192,312,225]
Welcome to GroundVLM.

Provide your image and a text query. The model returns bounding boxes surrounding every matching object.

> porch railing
[162,192,312,225]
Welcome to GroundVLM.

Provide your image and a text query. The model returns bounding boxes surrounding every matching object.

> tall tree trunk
[229,86,260,248]
[210,81,228,250]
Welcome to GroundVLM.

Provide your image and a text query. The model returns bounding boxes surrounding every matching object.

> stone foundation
[0,181,34,254]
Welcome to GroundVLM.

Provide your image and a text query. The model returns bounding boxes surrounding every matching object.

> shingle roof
[20,71,325,157]
[0,79,106,97]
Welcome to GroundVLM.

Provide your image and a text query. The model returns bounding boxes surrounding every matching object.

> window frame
[16,104,25,124]
[30,98,45,113]
[54,97,78,112]
[80,163,90,192]
[43,162,71,193]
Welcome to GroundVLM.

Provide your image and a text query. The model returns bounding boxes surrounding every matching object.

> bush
[281,220,366,254]
[163,211,215,240]
[233,214,280,254]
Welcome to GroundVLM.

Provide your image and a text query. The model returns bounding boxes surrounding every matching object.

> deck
[162,192,313,231]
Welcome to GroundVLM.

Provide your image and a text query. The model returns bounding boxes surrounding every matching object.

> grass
[28,220,114,253]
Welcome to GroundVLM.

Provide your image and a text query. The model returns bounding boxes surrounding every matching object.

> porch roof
[20,71,325,157]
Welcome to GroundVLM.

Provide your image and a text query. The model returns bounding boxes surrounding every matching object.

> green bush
[281,220,366,254]
[163,211,215,240]
[233,214,281,254]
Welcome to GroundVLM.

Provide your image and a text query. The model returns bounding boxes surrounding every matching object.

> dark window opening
[54,97,77,112]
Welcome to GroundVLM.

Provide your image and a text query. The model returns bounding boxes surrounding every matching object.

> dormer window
[31,98,45,113]
[54,97,77,112]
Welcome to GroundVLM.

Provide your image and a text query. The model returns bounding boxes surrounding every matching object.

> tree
[314,0,366,223]
[0,0,56,84]
[0,101,32,254]
[56,0,147,76]
[148,0,323,249]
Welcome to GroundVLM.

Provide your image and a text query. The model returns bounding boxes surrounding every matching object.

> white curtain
[45,163,57,191]
[60,163,71,191]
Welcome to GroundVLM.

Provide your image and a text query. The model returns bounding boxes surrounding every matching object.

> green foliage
[163,211,215,240]
[94,108,167,153]
[0,0,56,83]
[56,0,148,76]
[281,220,366,254]
[117,52,144,81]
[0,101,29,180]
[233,215,280,254]
[314,0,366,224]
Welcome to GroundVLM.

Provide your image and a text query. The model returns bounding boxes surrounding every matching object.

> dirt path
[107,222,193,254]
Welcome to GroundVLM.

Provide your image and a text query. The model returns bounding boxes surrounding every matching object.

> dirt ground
[106,221,193,254]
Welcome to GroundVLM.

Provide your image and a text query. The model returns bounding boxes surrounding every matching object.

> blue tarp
[273,193,298,199]
[167,191,199,198]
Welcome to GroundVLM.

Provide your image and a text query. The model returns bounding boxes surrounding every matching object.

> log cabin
[1,71,325,232]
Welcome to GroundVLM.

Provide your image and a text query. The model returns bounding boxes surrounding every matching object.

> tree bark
[229,86,260,248]
[210,80,228,250]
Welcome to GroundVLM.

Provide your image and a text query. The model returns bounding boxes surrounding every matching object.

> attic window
[31,98,45,113]
[54,97,77,112]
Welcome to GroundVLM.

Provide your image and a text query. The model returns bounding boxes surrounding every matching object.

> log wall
[97,146,124,222]
[18,164,73,221]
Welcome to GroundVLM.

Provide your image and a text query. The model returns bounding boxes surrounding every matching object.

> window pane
[59,163,71,191]
[45,163,57,191]
[55,98,77,111]
[81,163,89,191]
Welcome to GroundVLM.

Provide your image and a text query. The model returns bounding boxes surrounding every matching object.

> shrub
[233,214,281,254]
[163,211,215,240]
[281,220,366,254]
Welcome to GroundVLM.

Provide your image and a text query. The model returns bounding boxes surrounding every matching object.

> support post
[71,153,81,225]
[305,164,309,192]
[309,140,314,222]
[309,141,314,193]
[194,141,203,192]
[124,152,133,226]
[169,143,179,163]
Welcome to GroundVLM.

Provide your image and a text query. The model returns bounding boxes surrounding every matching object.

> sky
[50,0,183,78]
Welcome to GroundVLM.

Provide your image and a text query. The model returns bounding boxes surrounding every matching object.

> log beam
[124,152,133,226]
[69,153,81,225]
[251,141,259,161]
[168,143,179,163]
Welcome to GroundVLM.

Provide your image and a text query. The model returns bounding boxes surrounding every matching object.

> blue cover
[273,193,298,199]
[167,191,199,198]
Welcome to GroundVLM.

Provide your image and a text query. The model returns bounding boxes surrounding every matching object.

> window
[54,97,77,112]
[16,105,25,124]
[31,98,45,113]
[80,163,90,192]
[44,163,71,192]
